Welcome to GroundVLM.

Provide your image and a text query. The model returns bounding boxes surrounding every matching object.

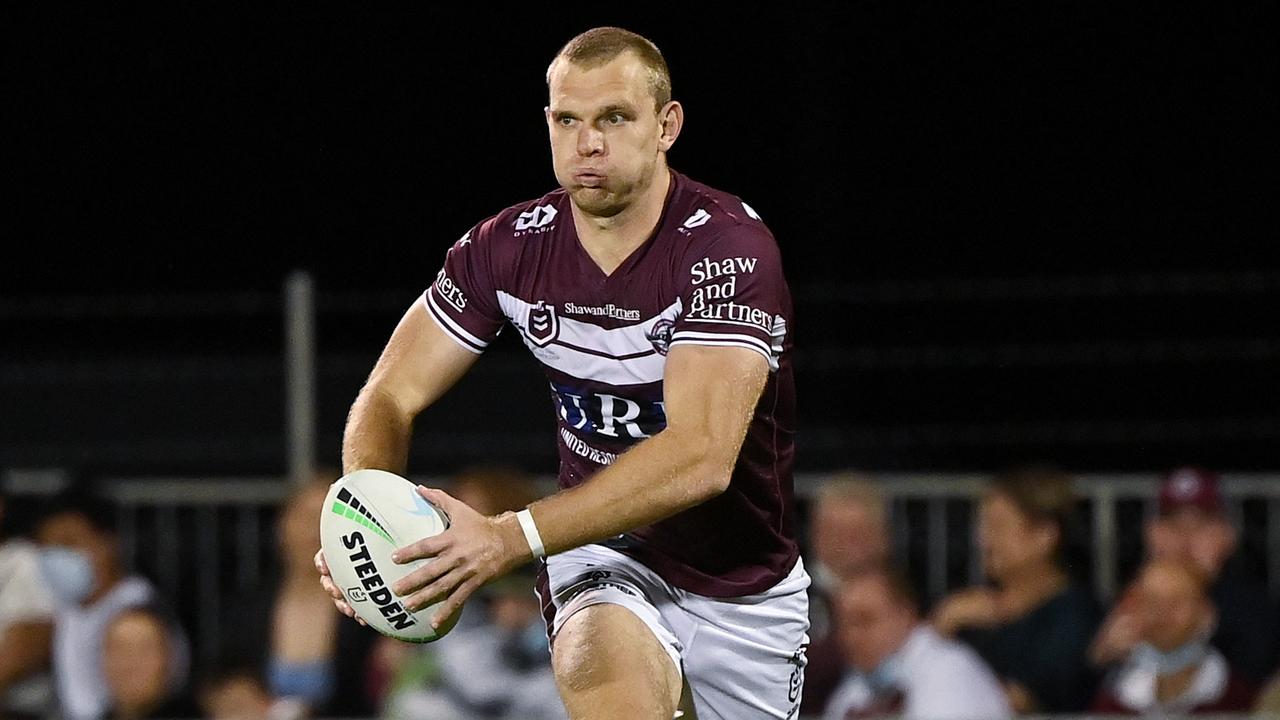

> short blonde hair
[547,27,672,111]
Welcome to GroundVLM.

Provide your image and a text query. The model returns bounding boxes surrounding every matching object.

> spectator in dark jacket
[931,467,1100,713]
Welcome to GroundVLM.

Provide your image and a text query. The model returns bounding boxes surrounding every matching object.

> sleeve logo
[687,256,771,330]
[690,256,758,285]
[433,269,468,312]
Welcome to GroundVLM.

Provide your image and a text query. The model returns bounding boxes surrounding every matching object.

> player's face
[546,53,674,217]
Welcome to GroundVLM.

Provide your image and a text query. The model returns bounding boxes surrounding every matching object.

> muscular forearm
[0,622,53,691]
[504,429,734,558]
[342,386,415,475]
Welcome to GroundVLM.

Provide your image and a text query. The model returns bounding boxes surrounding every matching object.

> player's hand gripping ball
[318,469,461,642]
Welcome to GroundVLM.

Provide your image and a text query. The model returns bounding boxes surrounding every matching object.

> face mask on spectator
[863,649,905,695]
[1134,636,1211,676]
[38,546,95,604]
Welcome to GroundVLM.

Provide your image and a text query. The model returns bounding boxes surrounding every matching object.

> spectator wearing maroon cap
[1091,467,1279,684]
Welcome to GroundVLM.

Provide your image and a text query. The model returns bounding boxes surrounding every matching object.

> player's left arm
[392,343,768,627]
[525,342,768,548]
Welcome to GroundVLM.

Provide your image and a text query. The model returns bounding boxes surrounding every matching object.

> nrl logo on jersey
[525,300,559,346]
[514,204,558,234]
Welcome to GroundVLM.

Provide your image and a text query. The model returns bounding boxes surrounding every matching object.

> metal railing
[6,471,1275,664]
[865,473,1280,603]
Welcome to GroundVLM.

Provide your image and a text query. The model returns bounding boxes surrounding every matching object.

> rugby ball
[319,469,460,642]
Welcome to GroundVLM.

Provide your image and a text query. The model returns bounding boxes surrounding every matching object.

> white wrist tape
[516,509,546,560]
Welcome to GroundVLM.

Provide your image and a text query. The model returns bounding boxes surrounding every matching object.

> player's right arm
[319,218,507,620]
[318,300,482,621]
[341,300,480,475]
[342,217,508,477]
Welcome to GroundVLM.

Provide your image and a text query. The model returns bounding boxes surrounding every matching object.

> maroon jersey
[423,170,797,596]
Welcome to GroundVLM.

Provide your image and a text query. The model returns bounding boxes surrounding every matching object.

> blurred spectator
[196,662,306,720]
[267,472,377,716]
[379,569,566,720]
[1,486,57,719]
[102,606,193,719]
[823,567,1009,720]
[1128,467,1276,683]
[374,467,564,720]
[802,474,890,716]
[447,465,542,519]
[35,489,182,720]
[809,475,890,594]
[1091,559,1255,714]
[930,467,1100,713]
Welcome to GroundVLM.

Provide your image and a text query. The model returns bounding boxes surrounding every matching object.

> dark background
[3,4,1277,477]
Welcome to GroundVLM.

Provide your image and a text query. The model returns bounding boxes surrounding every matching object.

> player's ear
[658,100,683,152]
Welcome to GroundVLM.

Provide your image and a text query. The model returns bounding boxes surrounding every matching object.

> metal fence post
[1092,483,1118,602]
[285,271,317,486]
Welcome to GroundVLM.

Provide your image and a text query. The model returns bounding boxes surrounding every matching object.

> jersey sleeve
[422,219,506,353]
[671,223,790,370]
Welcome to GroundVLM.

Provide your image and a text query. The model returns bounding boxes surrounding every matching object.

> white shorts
[537,544,811,720]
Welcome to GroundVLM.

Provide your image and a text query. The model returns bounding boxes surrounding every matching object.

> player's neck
[571,163,671,275]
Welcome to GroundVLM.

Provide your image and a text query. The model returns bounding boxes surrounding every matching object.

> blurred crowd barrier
[5,470,1278,666]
